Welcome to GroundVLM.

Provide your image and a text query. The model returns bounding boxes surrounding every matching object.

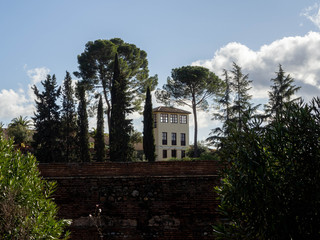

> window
[160,114,168,123]
[154,114,157,128]
[163,150,167,159]
[170,114,178,123]
[181,133,186,146]
[180,115,187,124]
[172,133,177,145]
[162,132,167,145]
[171,149,177,158]
[181,150,186,158]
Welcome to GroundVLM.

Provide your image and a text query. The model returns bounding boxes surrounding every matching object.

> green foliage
[207,69,233,147]
[94,95,105,162]
[32,74,62,162]
[143,86,156,162]
[130,129,143,144]
[229,62,259,132]
[75,38,158,131]
[265,64,301,121]
[214,99,320,239]
[77,82,91,162]
[61,71,79,162]
[156,65,224,157]
[186,141,217,160]
[109,54,134,162]
[208,63,260,148]
[0,136,70,239]
[7,116,32,145]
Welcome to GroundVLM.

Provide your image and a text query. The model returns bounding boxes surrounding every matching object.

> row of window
[159,114,187,124]
[162,132,186,146]
[163,149,186,159]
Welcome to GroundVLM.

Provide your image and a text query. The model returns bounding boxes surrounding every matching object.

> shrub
[214,99,320,239]
[0,133,70,239]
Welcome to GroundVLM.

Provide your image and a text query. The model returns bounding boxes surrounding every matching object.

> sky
[1,0,320,144]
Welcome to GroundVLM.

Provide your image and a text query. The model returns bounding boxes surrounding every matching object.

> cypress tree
[109,53,134,162]
[77,82,90,162]
[95,95,105,162]
[32,74,62,163]
[143,86,156,162]
[61,71,78,162]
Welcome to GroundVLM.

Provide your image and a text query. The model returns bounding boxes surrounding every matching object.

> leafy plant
[0,135,70,239]
[214,99,320,239]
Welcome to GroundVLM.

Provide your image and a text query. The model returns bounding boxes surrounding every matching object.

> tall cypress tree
[109,53,134,162]
[143,86,156,162]
[95,95,105,162]
[77,82,90,162]
[61,71,78,162]
[265,64,301,121]
[32,74,62,162]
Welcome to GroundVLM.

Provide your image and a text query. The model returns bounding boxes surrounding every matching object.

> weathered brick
[39,161,220,240]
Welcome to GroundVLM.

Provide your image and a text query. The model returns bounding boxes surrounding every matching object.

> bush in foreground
[0,131,70,239]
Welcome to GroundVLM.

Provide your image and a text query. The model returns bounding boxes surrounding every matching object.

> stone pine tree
[265,64,301,121]
[143,86,156,162]
[32,74,62,163]
[94,95,105,162]
[75,38,158,132]
[61,71,78,162]
[77,82,90,162]
[155,65,224,157]
[109,53,134,162]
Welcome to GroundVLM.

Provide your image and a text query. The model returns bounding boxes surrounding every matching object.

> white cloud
[192,31,320,102]
[0,67,51,125]
[0,89,34,123]
[301,3,320,29]
[27,67,50,85]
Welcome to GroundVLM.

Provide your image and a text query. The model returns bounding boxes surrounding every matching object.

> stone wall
[39,161,220,240]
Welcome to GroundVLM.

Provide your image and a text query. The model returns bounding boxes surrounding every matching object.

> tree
[32,74,62,162]
[143,86,156,162]
[94,95,105,162]
[229,62,258,132]
[7,116,32,145]
[207,69,232,147]
[156,65,224,157]
[75,38,158,132]
[214,99,320,239]
[265,64,301,121]
[77,82,91,162]
[0,135,70,239]
[60,71,78,162]
[109,53,134,162]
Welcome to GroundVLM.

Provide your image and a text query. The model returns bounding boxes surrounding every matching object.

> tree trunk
[192,95,198,158]
[102,86,111,132]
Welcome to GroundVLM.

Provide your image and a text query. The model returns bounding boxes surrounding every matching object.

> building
[153,106,191,161]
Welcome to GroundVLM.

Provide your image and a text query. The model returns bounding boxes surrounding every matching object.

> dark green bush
[215,99,320,239]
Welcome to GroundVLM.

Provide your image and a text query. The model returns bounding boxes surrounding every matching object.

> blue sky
[1,1,320,143]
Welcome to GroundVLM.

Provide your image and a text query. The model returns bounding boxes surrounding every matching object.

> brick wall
[39,161,220,240]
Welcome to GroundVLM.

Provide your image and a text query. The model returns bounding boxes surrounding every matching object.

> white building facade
[153,106,190,161]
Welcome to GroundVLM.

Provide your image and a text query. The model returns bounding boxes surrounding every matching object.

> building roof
[153,106,191,114]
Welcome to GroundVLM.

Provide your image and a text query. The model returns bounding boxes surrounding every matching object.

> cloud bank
[192,31,320,101]
[0,67,50,125]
